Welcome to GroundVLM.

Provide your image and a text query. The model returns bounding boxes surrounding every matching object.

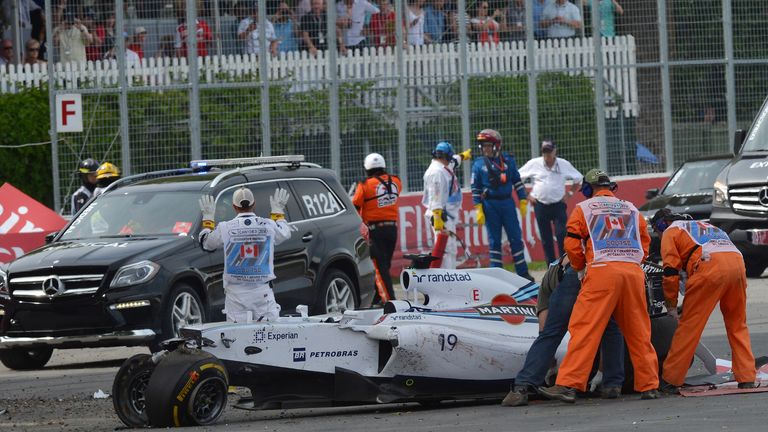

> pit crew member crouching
[198,187,291,322]
[651,209,756,393]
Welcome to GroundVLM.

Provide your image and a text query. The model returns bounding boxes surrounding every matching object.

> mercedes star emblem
[42,276,65,297]
[759,187,768,207]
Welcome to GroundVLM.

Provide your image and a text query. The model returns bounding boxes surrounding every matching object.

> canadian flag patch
[239,243,259,258]
[606,215,625,231]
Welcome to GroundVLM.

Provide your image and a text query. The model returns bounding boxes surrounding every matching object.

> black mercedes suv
[0,156,375,370]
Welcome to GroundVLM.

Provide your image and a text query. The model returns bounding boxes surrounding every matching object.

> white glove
[199,195,215,221]
[577,269,585,281]
[270,188,290,216]
[589,370,603,392]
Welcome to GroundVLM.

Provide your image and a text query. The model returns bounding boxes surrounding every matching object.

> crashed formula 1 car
[111,255,696,428]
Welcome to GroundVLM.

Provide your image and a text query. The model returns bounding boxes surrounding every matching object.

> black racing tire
[0,347,53,370]
[112,353,156,428]
[150,283,206,352]
[622,314,677,393]
[145,348,228,427]
[313,269,358,315]
[745,256,767,278]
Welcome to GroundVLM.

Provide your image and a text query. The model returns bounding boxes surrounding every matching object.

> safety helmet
[364,153,386,170]
[476,129,502,154]
[432,141,454,161]
[649,208,693,233]
[96,162,121,180]
[78,158,99,174]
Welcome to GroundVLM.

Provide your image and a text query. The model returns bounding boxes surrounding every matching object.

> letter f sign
[55,94,83,132]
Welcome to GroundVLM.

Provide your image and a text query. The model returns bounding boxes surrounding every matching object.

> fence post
[526,0,538,158]
[44,0,60,212]
[592,1,607,171]
[657,0,674,172]
[328,0,341,174]
[722,0,737,145]
[395,0,408,190]
[187,0,202,161]
[458,0,470,186]
[258,0,271,156]
[116,0,132,175]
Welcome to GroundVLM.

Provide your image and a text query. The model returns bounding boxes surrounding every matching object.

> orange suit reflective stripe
[556,190,658,392]
[660,227,755,386]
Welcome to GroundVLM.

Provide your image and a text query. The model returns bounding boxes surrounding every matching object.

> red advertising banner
[390,174,669,273]
[0,183,67,264]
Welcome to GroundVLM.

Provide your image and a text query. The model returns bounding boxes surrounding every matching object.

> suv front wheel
[315,269,357,314]
[0,346,54,370]
[151,283,206,351]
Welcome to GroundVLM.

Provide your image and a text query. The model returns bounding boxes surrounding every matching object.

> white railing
[0,36,637,117]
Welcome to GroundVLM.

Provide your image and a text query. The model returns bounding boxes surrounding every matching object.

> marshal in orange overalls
[659,220,755,386]
[556,190,658,392]
[352,172,402,302]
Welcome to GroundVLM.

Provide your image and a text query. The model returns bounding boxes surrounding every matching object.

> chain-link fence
[1,0,767,213]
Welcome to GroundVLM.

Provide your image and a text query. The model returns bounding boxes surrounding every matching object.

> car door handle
[302,233,313,242]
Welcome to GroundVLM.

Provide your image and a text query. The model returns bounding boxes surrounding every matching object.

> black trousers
[369,224,397,302]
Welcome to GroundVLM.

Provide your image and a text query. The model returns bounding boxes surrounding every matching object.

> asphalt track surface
[1,270,767,431]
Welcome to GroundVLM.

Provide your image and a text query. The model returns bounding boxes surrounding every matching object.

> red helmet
[476,129,502,154]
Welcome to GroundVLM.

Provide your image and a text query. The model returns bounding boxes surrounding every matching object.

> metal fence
[1,0,767,214]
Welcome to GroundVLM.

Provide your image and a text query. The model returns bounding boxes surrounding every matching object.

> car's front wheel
[315,269,357,314]
[0,347,54,370]
[151,283,206,351]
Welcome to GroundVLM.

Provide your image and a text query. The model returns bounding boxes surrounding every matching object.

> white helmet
[364,153,386,170]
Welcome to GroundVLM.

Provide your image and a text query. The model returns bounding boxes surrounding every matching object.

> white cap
[364,153,386,170]
[135,26,147,35]
[233,187,254,208]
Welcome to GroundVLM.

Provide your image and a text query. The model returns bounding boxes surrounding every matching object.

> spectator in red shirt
[83,9,105,61]
[175,17,212,57]
[370,0,396,48]
[128,26,147,60]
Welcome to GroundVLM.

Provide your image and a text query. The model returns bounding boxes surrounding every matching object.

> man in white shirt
[238,5,279,57]
[519,140,583,264]
[541,0,582,38]
[336,0,380,49]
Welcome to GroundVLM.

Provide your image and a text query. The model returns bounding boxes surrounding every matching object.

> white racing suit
[200,212,291,322]
[422,156,464,269]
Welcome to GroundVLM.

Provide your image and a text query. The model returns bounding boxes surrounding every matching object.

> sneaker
[601,387,621,399]
[501,386,529,407]
[641,389,660,399]
[738,382,757,389]
[538,385,576,403]
[659,380,680,395]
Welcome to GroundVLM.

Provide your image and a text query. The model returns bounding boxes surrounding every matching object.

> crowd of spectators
[0,1,624,66]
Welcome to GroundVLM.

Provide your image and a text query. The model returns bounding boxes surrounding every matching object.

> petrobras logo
[309,350,359,359]
[293,347,306,362]
[412,271,472,284]
[253,330,299,343]
[291,347,359,362]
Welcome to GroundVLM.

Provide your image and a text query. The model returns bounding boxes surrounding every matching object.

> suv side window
[279,181,305,222]
[292,179,345,220]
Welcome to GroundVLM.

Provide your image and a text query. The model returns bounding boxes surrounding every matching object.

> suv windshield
[61,190,201,240]
[744,102,768,152]
[663,159,730,196]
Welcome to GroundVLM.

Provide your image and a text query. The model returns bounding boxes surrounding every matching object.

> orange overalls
[556,190,658,392]
[660,220,755,386]
[352,173,402,302]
